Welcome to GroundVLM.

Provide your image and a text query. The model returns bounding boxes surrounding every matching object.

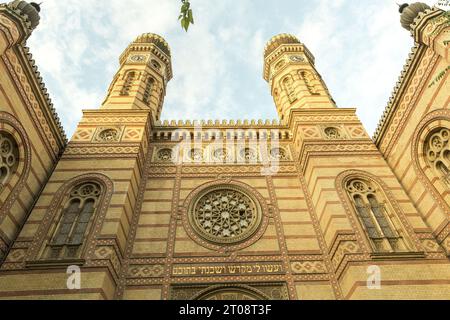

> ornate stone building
[0,1,448,299]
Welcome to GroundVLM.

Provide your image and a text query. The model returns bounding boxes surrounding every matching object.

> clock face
[130,54,146,62]
[290,55,305,62]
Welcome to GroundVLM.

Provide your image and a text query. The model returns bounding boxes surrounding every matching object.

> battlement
[154,119,283,128]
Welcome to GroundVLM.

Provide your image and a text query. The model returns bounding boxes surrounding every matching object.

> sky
[26,0,440,139]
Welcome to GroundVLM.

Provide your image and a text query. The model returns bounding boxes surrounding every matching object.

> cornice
[373,43,423,144]
[15,45,67,146]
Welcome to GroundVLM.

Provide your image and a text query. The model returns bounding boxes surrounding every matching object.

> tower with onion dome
[263,34,336,122]
[102,33,173,121]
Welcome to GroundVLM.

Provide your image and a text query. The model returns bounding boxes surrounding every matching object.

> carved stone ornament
[240,148,257,161]
[270,147,288,161]
[189,148,204,161]
[157,148,174,162]
[95,128,121,142]
[324,127,342,140]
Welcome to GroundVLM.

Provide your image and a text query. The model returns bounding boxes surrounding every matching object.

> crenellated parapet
[155,119,282,127]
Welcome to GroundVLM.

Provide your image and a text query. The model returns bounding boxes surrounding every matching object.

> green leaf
[179,0,194,32]
[188,9,194,24]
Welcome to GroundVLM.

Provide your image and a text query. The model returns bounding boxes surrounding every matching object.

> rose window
[190,187,262,244]
[425,128,450,184]
[0,132,19,189]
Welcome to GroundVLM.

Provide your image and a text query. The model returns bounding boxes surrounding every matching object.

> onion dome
[264,33,301,58]
[134,33,171,57]
[399,2,431,31]
[8,0,41,30]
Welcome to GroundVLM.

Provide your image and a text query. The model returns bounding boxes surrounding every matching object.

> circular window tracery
[213,148,230,162]
[189,148,204,161]
[70,182,101,199]
[0,131,19,190]
[425,127,450,185]
[157,148,173,162]
[240,148,257,161]
[188,185,263,245]
[270,147,288,160]
[98,129,120,142]
[324,127,342,140]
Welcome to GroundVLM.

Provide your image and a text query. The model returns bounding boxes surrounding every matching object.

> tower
[263,34,336,122]
[0,31,173,299]
[261,33,448,299]
[102,33,173,121]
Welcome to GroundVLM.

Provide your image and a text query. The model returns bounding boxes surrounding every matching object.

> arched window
[282,76,296,103]
[143,77,154,105]
[346,178,409,253]
[299,70,319,95]
[47,182,102,259]
[424,127,449,186]
[0,131,19,193]
[121,71,135,96]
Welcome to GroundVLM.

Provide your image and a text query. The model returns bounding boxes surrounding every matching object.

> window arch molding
[335,170,421,255]
[142,76,155,105]
[0,112,31,223]
[26,173,114,262]
[280,74,297,103]
[120,70,138,96]
[191,284,271,300]
[412,109,450,213]
[299,70,320,95]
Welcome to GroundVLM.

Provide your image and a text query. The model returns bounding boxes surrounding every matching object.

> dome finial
[8,0,42,30]
[399,2,431,31]
[398,3,409,13]
[30,2,42,13]
[264,33,301,58]
[133,33,171,57]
